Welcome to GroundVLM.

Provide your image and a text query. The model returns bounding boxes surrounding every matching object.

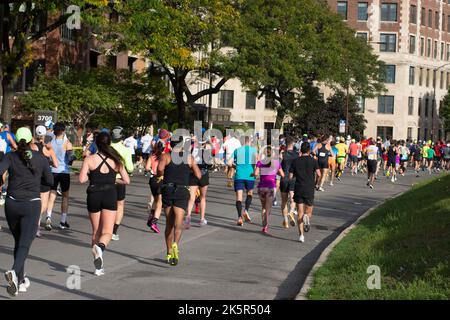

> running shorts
[318,159,329,169]
[280,178,295,193]
[234,179,255,192]
[414,155,422,162]
[0,151,4,162]
[86,184,117,213]
[51,173,70,192]
[387,159,396,168]
[149,176,162,197]
[116,184,126,201]
[293,191,314,207]
[161,185,190,211]
[350,155,358,163]
[367,160,377,174]
[189,171,209,187]
[258,187,275,198]
[434,156,441,162]
[142,153,150,161]
[337,156,346,164]
[328,157,336,168]
[40,184,51,193]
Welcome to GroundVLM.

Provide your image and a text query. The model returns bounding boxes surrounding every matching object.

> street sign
[339,119,346,134]
[34,110,57,126]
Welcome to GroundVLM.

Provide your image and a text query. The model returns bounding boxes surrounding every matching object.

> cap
[351,139,356,143]
[159,129,170,139]
[303,134,308,137]
[111,126,123,141]
[35,125,46,136]
[45,120,54,129]
[347,135,351,139]
[340,137,345,142]
[16,127,33,143]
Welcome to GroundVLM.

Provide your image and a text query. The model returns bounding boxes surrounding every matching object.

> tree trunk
[275,108,286,130]
[1,78,14,124]
[175,88,186,128]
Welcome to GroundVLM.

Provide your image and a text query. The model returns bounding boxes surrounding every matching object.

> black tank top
[88,153,117,185]
[163,152,190,186]
[388,146,396,160]
[281,150,298,174]
[317,144,330,162]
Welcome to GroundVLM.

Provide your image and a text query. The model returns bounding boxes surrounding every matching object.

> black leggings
[5,197,41,282]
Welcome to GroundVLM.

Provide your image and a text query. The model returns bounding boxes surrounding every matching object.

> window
[407,127,412,140]
[443,14,446,31]
[427,39,431,57]
[408,97,414,115]
[410,5,417,24]
[418,98,422,115]
[434,40,438,58]
[356,32,368,42]
[378,95,394,114]
[357,96,365,113]
[417,127,421,141]
[383,65,396,83]
[420,37,425,56]
[381,3,397,22]
[265,93,276,109]
[409,66,415,85]
[358,2,368,21]
[409,35,416,54]
[377,126,393,141]
[441,71,444,89]
[428,9,432,28]
[419,68,423,86]
[425,98,429,117]
[380,34,397,52]
[441,42,445,60]
[435,11,439,29]
[245,91,256,109]
[421,7,426,26]
[245,122,255,129]
[337,2,348,20]
[426,69,430,87]
[218,90,234,108]
[433,70,437,88]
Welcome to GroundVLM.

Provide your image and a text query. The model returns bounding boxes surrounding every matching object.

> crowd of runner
[0,121,449,296]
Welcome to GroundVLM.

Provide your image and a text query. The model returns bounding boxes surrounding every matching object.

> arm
[0,155,11,178]
[7,133,17,150]
[189,155,202,180]
[44,145,59,168]
[79,157,90,184]
[116,164,131,185]
[157,154,168,177]
[145,155,152,172]
[124,150,134,173]
[278,167,285,179]
[41,158,54,187]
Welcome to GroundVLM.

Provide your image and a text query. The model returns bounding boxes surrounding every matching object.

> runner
[280,136,298,229]
[433,141,443,172]
[386,140,398,182]
[289,142,321,243]
[157,135,201,266]
[223,132,241,188]
[110,127,134,241]
[0,127,53,296]
[145,140,165,233]
[254,146,284,234]
[328,139,337,186]
[141,128,153,175]
[426,143,435,174]
[348,138,359,175]
[443,142,450,171]
[399,140,410,176]
[46,123,74,230]
[0,123,18,206]
[422,141,431,172]
[365,138,378,189]
[314,137,331,191]
[335,137,348,181]
[79,131,130,276]
[411,140,422,177]
[123,132,138,167]
[30,125,59,237]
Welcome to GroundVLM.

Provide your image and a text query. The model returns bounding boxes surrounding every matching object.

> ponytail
[17,139,35,174]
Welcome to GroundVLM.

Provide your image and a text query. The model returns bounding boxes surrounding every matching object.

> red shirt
[434,145,442,157]
[361,140,369,151]
[349,143,359,156]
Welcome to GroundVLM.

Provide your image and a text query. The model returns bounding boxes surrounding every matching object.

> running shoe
[170,243,179,266]
[59,221,70,230]
[166,251,172,264]
[318,187,325,192]
[226,180,233,188]
[199,219,207,226]
[391,177,395,183]
[369,184,374,189]
[45,217,52,231]
[236,217,244,226]
[150,222,160,233]
[184,216,191,229]
[288,212,296,227]
[261,226,269,234]
[299,235,305,243]
[4,270,18,297]
[282,220,289,229]
[0,197,5,206]
[111,234,120,241]
[242,210,252,222]
[94,269,105,276]
[329,182,334,186]
[18,277,30,293]
[273,199,278,207]
[92,244,103,270]
[303,215,311,233]
[337,176,341,181]
[366,181,370,186]
[57,187,62,196]
[36,229,42,238]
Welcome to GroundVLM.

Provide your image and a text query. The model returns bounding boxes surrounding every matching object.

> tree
[115,0,241,127]
[441,91,450,136]
[0,0,108,123]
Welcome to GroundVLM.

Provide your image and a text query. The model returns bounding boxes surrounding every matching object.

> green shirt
[112,141,134,174]
[427,148,435,159]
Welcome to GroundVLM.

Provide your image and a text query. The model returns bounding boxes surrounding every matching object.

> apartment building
[327,0,449,141]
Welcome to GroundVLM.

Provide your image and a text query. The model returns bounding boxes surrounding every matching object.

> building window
[428,9,432,28]
[443,14,446,31]
[409,66,415,85]
[218,90,234,108]
[420,37,425,56]
[356,32,368,42]
[380,34,396,52]
[448,15,450,33]
[408,97,414,115]
[245,121,255,129]
[427,38,431,57]
[418,98,422,115]
[409,35,416,54]
[245,91,256,109]
[425,97,429,117]
[419,68,423,86]
[435,11,439,29]
[337,2,348,20]
[357,96,365,113]
[377,126,393,141]
[410,5,417,24]
[426,69,430,87]
[382,65,396,83]
[433,70,437,88]
[441,71,444,89]
[447,44,450,61]
[265,93,276,109]
[421,8,426,26]
[381,3,397,22]
[407,127,412,140]
[378,95,394,114]
[441,42,445,60]
[358,2,368,21]
[434,40,438,59]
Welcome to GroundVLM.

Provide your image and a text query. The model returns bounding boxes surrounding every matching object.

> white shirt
[223,137,241,160]
[367,145,378,160]
[141,134,152,154]
[123,136,138,155]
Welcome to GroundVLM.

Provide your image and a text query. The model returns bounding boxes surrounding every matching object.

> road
[0,169,432,300]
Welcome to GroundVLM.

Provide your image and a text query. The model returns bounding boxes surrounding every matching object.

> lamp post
[432,62,450,141]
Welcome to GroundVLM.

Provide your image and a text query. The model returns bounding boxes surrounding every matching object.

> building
[327,0,449,141]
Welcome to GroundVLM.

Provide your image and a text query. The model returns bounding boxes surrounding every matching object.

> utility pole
[207,41,214,130]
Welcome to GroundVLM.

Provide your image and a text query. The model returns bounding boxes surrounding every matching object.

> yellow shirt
[422,145,430,157]
[335,143,348,157]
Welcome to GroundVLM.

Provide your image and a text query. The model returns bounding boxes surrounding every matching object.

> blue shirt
[0,131,15,153]
[233,146,257,181]
[51,138,71,174]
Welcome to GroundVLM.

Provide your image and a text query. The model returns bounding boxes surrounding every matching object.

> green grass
[308,174,450,300]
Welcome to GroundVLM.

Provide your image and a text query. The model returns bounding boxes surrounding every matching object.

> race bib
[319,152,326,157]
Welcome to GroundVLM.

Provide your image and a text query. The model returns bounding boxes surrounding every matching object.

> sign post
[34,110,57,127]
[339,119,346,134]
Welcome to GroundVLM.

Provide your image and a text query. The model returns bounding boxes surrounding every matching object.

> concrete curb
[295,201,383,300]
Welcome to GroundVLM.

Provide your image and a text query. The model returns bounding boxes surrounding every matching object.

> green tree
[441,91,450,136]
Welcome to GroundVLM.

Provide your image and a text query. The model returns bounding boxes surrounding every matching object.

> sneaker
[0,197,5,206]
[369,184,374,189]
[261,226,268,234]
[92,244,103,270]
[150,222,160,233]
[303,215,311,233]
[4,270,18,297]
[272,200,278,207]
[242,210,252,222]
[282,220,289,229]
[166,252,172,264]
[57,187,62,197]
[391,177,395,183]
[36,229,42,238]
[45,217,52,231]
[19,277,30,293]
[199,219,207,226]
[366,181,370,186]
[184,216,191,229]
[170,243,179,266]
[111,234,120,241]
[318,187,325,192]
[329,182,334,186]
[299,235,305,243]
[226,181,233,188]
[59,221,70,230]
[337,176,341,181]
[94,269,105,276]
[288,212,296,227]
[236,217,244,226]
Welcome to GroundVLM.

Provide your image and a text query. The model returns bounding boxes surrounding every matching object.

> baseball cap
[16,127,33,143]
[347,135,351,139]
[35,125,46,136]
[340,137,345,142]
[351,139,356,143]
[45,120,54,129]
[303,134,308,137]
[159,129,170,140]
[111,126,124,141]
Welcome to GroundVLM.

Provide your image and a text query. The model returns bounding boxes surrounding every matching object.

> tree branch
[188,77,227,103]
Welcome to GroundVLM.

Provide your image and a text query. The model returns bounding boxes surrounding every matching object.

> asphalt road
[0,168,433,300]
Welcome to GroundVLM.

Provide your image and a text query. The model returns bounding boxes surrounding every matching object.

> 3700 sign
[34,111,57,126]
[37,115,53,122]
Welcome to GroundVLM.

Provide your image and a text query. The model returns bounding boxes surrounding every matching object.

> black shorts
[318,159,329,169]
[142,153,150,161]
[280,178,295,193]
[136,148,143,157]
[86,184,118,213]
[161,185,190,211]
[350,155,358,163]
[149,176,162,197]
[189,171,209,187]
[367,160,377,174]
[51,173,70,192]
[116,184,126,201]
[414,155,422,162]
[387,159,396,168]
[40,184,51,193]
[131,154,137,163]
[294,193,314,207]
[434,156,441,162]
[0,152,4,162]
